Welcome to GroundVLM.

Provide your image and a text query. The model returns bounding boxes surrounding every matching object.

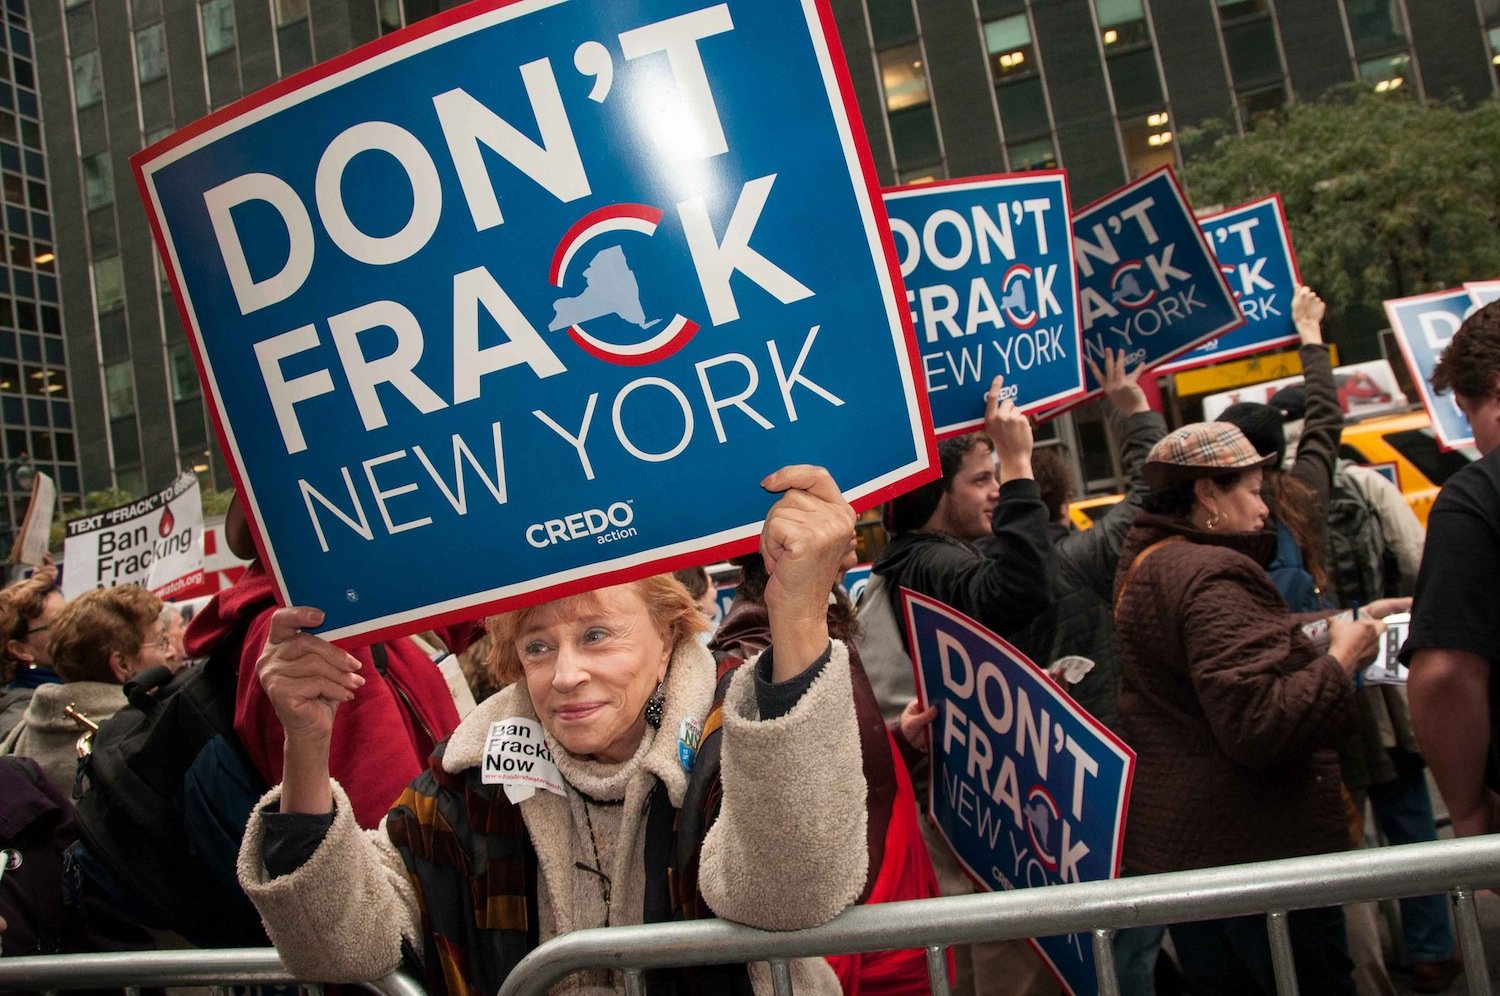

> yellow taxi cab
[1067,493,1124,531]
[1338,409,1477,526]
[1066,409,1473,531]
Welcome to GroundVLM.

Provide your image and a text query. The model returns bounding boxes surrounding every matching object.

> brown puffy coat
[1113,514,1356,874]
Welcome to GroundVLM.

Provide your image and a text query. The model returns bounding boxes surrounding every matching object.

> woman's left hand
[759,465,857,680]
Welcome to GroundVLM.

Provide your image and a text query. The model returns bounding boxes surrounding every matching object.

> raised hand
[758,465,857,680]
[983,375,1034,482]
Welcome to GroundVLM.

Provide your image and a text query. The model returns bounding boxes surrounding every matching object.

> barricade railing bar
[495,835,1500,996]
[0,947,424,996]
[1,836,1495,996]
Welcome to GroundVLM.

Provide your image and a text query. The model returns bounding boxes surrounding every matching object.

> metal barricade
[0,947,425,996]
[495,835,1500,996]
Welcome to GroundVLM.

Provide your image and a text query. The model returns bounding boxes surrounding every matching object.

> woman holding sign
[1113,422,1385,995]
[237,465,872,994]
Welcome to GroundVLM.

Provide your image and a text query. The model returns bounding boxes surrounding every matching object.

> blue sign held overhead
[134,0,935,642]
[1066,167,1243,408]
[884,172,1083,435]
[1385,289,1477,451]
[1158,194,1300,375]
[902,589,1134,996]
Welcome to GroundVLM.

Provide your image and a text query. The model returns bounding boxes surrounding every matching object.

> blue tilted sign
[902,589,1134,996]
[134,0,935,642]
[1385,289,1476,451]
[1066,167,1243,407]
[1158,194,1300,375]
[883,172,1082,435]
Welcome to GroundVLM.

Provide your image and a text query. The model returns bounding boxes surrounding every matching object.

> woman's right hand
[1327,615,1385,676]
[257,606,364,744]
[898,699,938,751]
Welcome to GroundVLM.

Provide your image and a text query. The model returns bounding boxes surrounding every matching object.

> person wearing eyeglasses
[0,584,178,793]
[0,566,66,739]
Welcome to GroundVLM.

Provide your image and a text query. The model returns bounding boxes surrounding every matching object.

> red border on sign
[1044,164,1246,421]
[1154,192,1302,376]
[1383,288,1477,453]
[131,0,938,645]
[883,169,1087,440]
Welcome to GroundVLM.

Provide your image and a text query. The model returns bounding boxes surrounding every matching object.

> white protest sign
[61,473,205,600]
[7,471,54,567]
[482,717,565,803]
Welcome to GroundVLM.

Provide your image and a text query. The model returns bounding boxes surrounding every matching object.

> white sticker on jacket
[482,718,565,802]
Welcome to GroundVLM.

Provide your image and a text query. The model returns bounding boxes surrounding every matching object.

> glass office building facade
[0,0,73,550]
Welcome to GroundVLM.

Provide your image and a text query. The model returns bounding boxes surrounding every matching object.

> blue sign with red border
[883,173,1083,436]
[1157,194,1300,375]
[1064,167,1243,409]
[903,589,1134,996]
[1385,289,1476,451]
[134,0,935,642]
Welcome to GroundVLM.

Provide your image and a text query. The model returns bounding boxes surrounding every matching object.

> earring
[644,681,665,729]
[1206,510,1223,531]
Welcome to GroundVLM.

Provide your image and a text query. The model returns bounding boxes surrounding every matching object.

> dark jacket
[1287,343,1343,512]
[872,478,1054,640]
[1002,409,1168,728]
[183,563,466,828]
[1113,514,1356,874]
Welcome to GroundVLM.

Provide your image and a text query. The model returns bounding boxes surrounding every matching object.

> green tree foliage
[1181,88,1500,359]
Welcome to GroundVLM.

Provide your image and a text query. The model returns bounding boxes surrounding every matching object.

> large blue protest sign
[1467,281,1500,307]
[1385,289,1477,451]
[1065,167,1242,408]
[135,0,935,642]
[883,172,1082,435]
[902,589,1134,996]
[1158,195,1299,375]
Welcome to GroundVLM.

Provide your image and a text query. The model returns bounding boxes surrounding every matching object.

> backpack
[69,622,269,948]
[1325,464,1398,608]
[853,571,916,725]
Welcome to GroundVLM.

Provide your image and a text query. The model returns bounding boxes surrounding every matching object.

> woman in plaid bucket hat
[1110,421,1386,995]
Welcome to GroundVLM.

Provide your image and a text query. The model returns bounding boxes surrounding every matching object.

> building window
[878,42,930,112]
[274,0,307,22]
[1217,0,1269,19]
[92,255,124,312]
[168,342,200,401]
[1096,0,1149,49]
[1222,16,1282,89]
[1359,52,1410,91]
[984,14,1034,81]
[83,152,113,211]
[132,0,162,19]
[71,51,103,109]
[104,360,135,419]
[1105,45,1165,115]
[1488,25,1500,86]
[377,0,403,34]
[868,0,918,49]
[1343,0,1407,56]
[275,0,314,77]
[136,24,168,83]
[202,0,236,57]
[1238,81,1287,126]
[1120,111,1175,178]
[1008,137,1058,171]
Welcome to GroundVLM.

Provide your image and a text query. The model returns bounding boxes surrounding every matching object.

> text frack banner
[902,589,1134,996]
[62,473,205,601]
[1067,167,1243,406]
[1157,194,1300,375]
[1384,289,1476,451]
[135,0,934,641]
[883,172,1083,435]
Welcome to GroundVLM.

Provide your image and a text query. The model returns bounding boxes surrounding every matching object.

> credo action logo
[525,500,637,548]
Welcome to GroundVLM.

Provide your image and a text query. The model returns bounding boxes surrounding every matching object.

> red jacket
[184,564,466,828]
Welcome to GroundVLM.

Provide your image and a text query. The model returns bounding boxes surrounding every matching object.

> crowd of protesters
[0,294,1496,996]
